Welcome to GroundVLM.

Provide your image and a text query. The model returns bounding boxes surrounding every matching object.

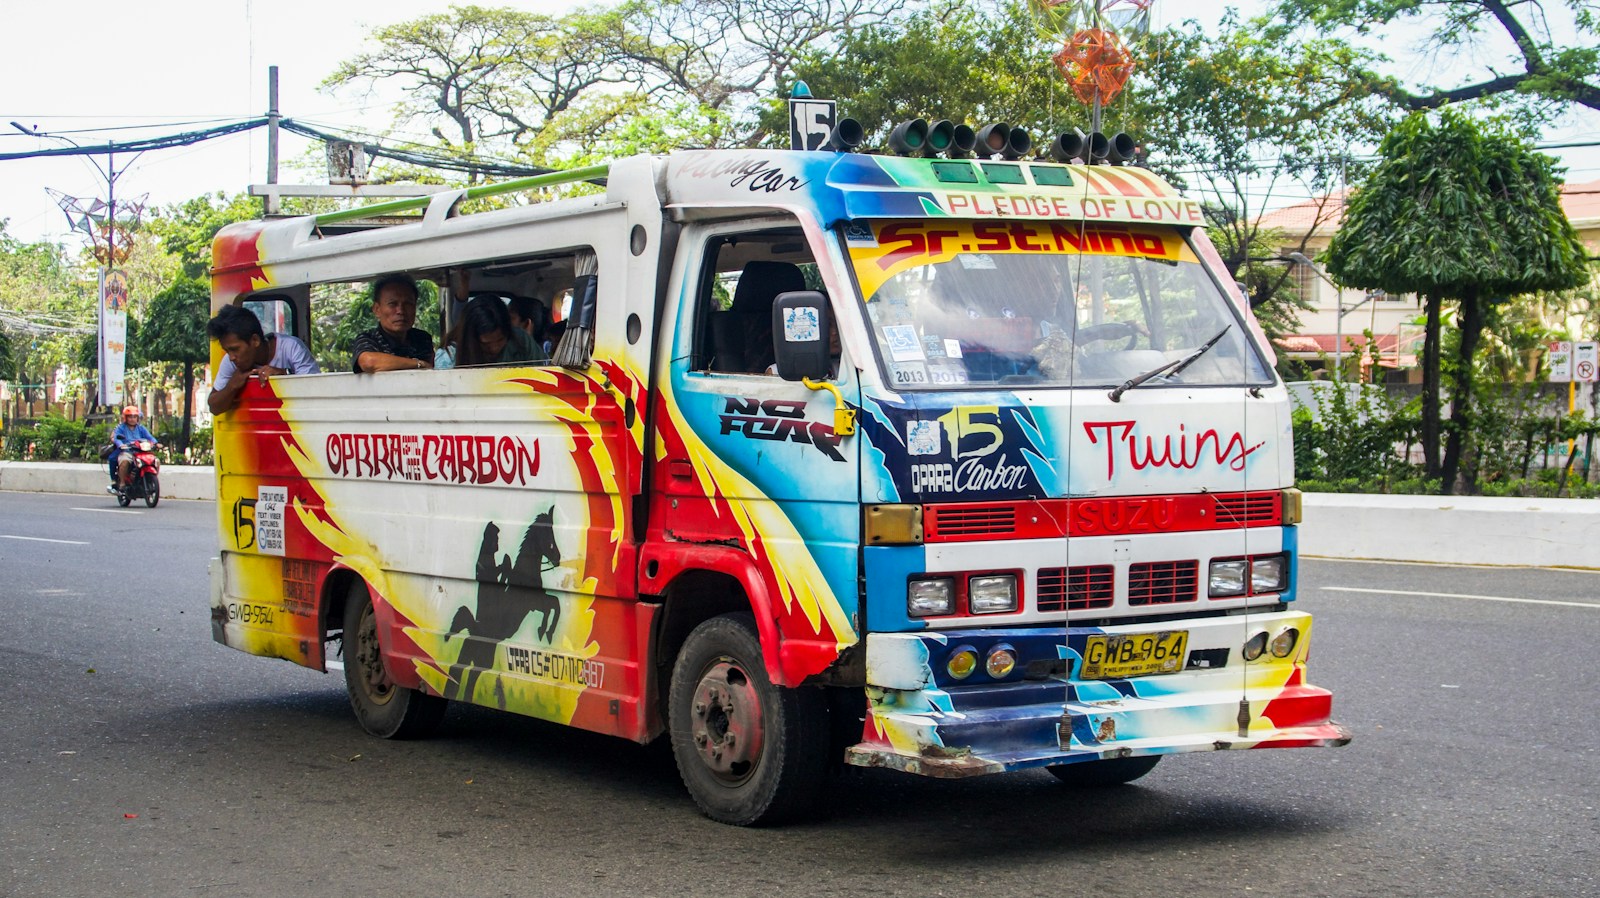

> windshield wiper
[1107,325,1231,402]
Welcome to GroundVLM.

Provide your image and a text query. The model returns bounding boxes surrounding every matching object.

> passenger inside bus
[352,273,435,372]
[435,294,548,369]
[206,304,321,413]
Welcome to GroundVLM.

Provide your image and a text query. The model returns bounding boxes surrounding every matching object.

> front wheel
[142,473,159,508]
[668,613,828,826]
[342,582,445,739]
[1046,754,1162,787]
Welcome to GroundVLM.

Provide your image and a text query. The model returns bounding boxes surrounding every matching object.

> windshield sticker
[843,221,877,246]
[883,325,926,362]
[907,420,942,456]
[889,362,930,387]
[927,360,969,385]
[849,219,1191,301]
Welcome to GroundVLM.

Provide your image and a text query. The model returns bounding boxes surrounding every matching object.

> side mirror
[771,290,832,382]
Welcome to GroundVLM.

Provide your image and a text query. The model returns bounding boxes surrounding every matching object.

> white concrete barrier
[1302,492,1600,569]
[0,461,215,501]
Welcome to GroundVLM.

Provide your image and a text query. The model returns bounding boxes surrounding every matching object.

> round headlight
[947,647,979,680]
[1270,627,1300,658]
[1242,631,1268,661]
[985,645,1017,679]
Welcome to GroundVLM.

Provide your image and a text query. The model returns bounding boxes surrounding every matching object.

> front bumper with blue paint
[844,609,1350,777]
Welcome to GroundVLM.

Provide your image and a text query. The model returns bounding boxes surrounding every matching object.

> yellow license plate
[1080,631,1189,680]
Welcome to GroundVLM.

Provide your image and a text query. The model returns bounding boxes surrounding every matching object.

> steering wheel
[1075,321,1141,351]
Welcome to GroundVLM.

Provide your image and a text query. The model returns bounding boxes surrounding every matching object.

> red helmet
[122,405,140,420]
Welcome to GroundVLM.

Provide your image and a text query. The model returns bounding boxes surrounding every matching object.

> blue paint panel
[863,544,928,632]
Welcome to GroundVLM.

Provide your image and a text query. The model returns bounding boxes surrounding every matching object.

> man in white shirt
[206,304,321,414]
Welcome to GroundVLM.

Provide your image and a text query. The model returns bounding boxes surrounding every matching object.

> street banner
[1575,341,1598,383]
[100,269,128,406]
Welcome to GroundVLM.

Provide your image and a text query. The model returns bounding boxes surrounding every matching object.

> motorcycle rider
[109,406,158,491]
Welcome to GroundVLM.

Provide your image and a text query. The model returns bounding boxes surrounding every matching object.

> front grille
[1037,565,1114,612]
[1128,560,1199,605]
[925,503,1016,538]
[1212,492,1279,527]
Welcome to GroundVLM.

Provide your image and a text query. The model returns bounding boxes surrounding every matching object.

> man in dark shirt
[352,273,434,372]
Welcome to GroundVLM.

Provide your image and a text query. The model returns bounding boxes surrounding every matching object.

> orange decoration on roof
[1052,27,1135,106]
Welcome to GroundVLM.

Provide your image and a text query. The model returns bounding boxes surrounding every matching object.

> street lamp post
[11,122,141,410]
[1288,252,1380,384]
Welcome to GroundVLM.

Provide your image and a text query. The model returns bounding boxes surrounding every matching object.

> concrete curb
[3,461,1595,569]
[0,461,216,501]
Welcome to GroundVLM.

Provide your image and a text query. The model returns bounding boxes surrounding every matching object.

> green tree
[141,277,210,453]
[1271,0,1600,114]
[1324,108,1589,493]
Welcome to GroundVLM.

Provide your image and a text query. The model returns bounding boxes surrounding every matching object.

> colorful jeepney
[209,144,1349,825]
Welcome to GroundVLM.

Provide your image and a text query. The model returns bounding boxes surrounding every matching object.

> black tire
[1046,754,1162,787]
[142,474,160,508]
[342,582,445,739]
[668,613,828,826]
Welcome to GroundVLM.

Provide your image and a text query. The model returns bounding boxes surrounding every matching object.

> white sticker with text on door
[256,486,287,556]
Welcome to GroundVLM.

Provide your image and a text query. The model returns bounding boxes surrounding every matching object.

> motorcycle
[109,439,162,508]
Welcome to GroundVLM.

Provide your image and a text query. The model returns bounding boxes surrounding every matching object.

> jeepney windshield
[842,219,1273,390]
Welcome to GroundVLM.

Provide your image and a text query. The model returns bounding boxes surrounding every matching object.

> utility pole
[266,65,280,215]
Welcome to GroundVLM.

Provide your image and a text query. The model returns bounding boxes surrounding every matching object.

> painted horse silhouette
[446,509,561,702]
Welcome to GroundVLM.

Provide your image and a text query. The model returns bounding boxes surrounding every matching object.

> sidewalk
[0,460,215,502]
[3,460,1597,569]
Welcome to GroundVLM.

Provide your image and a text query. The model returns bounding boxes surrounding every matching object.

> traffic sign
[1549,341,1573,382]
[1576,341,1598,383]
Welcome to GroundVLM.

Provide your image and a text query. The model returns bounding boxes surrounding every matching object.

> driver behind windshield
[109,406,157,491]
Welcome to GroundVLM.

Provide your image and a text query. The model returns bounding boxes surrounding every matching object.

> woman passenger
[435,294,548,369]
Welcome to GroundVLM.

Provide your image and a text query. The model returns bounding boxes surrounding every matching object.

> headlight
[985,644,1017,678]
[1270,627,1300,658]
[968,574,1018,614]
[1242,631,1268,661]
[908,578,955,617]
[1251,555,1288,594]
[1209,559,1248,597]
[947,646,979,679]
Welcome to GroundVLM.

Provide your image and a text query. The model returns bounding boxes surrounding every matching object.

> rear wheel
[142,473,159,508]
[342,582,445,739]
[1046,754,1162,787]
[668,613,827,826]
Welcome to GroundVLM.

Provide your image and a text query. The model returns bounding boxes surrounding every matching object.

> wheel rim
[352,603,396,706]
[688,657,765,784]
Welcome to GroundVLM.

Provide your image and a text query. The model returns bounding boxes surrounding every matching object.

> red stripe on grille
[923,491,1283,542]
[1128,560,1199,605]
[1037,565,1114,612]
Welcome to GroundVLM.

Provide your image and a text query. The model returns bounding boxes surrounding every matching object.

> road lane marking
[70,507,142,515]
[1,534,90,545]
[1321,586,1600,610]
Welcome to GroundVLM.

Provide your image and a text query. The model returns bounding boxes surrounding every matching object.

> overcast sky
[2,0,1596,249]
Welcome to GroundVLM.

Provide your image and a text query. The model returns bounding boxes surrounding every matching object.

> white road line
[70,507,142,515]
[1321,586,1600,610]
[1,535,90,545]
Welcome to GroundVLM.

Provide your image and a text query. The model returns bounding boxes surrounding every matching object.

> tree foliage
[1272,0,1600,114]
[1325,107,1589,493]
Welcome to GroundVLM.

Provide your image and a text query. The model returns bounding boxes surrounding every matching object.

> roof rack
[311,163,612,228]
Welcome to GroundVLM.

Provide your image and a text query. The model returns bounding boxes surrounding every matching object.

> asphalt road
[2,490,1597,898]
